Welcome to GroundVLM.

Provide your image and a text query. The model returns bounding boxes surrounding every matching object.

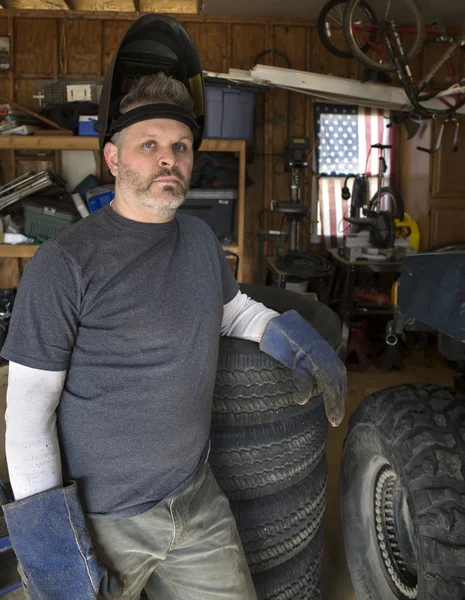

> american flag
[315,104,395,248]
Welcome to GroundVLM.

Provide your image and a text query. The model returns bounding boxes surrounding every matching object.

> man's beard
[117,160,190,218]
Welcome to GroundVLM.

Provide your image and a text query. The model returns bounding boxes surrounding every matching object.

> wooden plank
[62,19,101,75]
[0,135,246,151]
[1,11,318,25]
[139,0,198,13]
[75,0,132,11]
[236,139,245,282]
[398,123,432,251]
[231,23,266,70]
[8,0,67,8]
[230,22,266,283]
[222,21,230,74]
[272,25,308,205]
[0,244,38,257]
[102,19,131,72]
[183,21,224,72]
[431,115,465,199]
[304,24,316,252]
[0,257,19,287]
[13,78,41,108]
[429,205,465,248]
[14,18,55,74]
[0,148,15,182]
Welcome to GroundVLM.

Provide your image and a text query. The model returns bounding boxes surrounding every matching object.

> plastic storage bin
[205,85,256,140]
[23,199,79,239]
[178,189,237,244]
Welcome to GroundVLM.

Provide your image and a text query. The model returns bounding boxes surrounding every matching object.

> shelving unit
[0,136,246,285]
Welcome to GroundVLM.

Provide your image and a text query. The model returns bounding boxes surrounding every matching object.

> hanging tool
[417,115,460,154]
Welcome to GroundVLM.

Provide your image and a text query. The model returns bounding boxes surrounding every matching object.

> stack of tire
[209,284,342,600]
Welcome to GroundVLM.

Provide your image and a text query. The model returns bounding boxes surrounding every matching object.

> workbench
[329,251,403,362]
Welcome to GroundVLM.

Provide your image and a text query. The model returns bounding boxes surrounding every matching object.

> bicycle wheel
[343,0,425,73]
[369,186,404,220]
[317,0,377,59]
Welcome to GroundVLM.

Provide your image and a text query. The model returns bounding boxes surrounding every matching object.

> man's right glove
[3,481,123,600]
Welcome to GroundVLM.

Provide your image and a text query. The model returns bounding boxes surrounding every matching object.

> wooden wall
[0,12,460,282]
[0,12,367,283]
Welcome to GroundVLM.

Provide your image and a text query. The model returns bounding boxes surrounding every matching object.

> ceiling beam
[9,0,68,8]
[74,0,133,10]
[139,0,199,13]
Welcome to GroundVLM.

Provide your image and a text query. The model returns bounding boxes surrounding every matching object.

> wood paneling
[102,19,131,72]
[14,18,56,75]
[231,23,265,70]
[14,77,40,107]
[75,0,132,10]
[9,0,68,9]
[399,123,432,251]
[230,23,266,282]
[139,0,198,13]
[183,22,225,73]
[431,116,465,198]
[60,19,101,75]
[271,25,308,203]
[430,205,465,248]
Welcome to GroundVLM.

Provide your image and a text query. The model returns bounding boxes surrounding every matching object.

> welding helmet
[94,14,205,152]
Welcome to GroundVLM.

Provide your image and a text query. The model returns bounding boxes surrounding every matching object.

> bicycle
[342,0,465,116]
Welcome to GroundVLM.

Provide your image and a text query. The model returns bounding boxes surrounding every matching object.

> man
[1,16,345,600]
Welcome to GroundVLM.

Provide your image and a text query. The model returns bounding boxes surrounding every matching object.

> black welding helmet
[95,14,205,151]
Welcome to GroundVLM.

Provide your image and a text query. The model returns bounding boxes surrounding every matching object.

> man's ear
[103,142,119,177]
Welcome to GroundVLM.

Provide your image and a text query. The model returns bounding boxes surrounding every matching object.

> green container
[23,199,79,240]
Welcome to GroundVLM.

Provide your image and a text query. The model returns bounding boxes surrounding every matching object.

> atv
[341,251,465,600]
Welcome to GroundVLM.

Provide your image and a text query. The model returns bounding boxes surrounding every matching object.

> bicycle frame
[381,23,465,115]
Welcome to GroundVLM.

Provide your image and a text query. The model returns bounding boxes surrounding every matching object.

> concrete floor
[320,349,455,600]
[1,352,455,600]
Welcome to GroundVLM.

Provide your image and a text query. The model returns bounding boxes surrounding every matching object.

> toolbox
[23,198,79,240]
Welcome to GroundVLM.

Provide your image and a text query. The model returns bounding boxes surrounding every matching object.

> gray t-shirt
[2,204,239,518]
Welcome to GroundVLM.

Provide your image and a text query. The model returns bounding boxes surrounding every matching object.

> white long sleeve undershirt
[5,362,66,500]
[4,291,278,500]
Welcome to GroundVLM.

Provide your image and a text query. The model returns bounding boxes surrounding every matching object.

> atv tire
[341,383,465,600]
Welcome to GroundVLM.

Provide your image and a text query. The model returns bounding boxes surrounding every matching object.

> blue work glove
[3,481,123,600]
[259,310,346,426]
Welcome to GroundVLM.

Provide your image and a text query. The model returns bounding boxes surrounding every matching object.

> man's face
[107,118,194,217]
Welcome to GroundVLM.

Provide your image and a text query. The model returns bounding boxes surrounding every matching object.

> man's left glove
[3,481,123,600]
[259,310,346,426]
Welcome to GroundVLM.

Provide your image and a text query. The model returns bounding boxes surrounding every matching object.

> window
[314,103,395,248]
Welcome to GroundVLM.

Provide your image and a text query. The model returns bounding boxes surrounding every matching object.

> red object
[354,286,392,306]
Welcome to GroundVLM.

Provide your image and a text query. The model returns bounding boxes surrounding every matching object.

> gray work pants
[87,463,257,600]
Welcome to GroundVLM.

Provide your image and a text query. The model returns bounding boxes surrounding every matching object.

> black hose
[276,252,332,279]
